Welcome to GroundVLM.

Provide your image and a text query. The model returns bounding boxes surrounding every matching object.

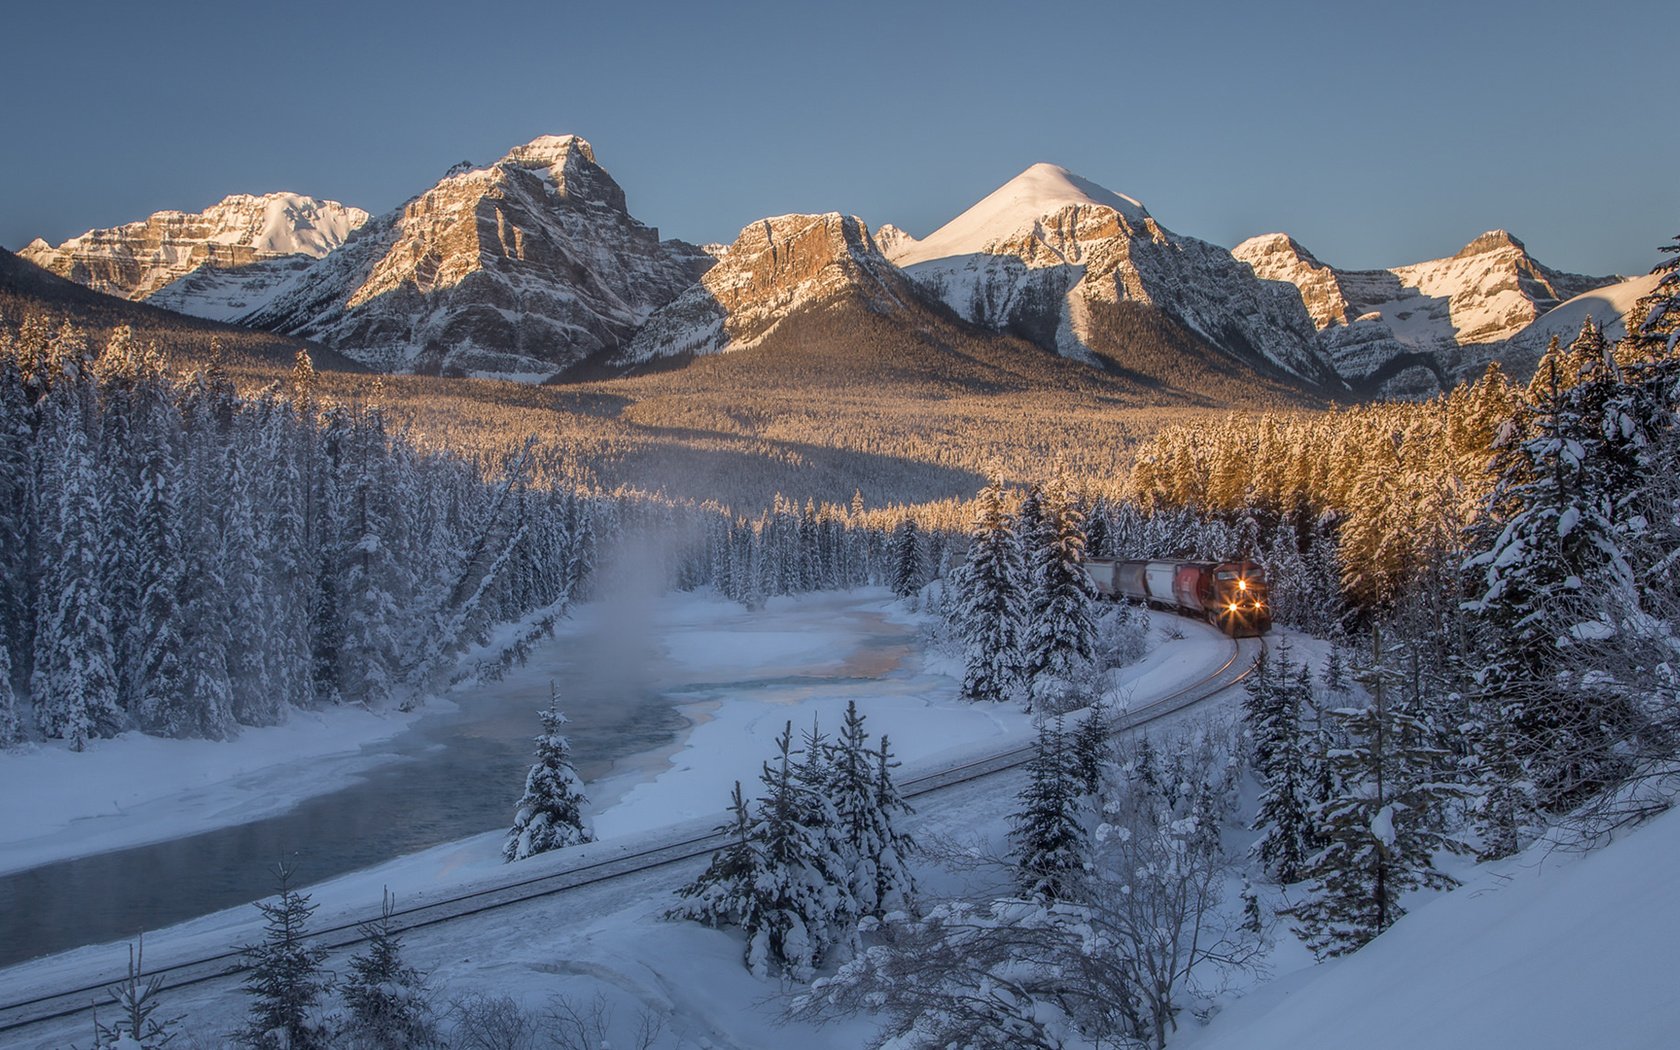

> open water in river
[0,592,915,969]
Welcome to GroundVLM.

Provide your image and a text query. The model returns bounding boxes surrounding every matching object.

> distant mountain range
[10,135,1656,399]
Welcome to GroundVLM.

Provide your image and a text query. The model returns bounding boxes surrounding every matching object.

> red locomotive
[1084,559,1272,637]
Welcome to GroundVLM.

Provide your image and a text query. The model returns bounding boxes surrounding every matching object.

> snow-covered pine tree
[793,714,857,949]
[1292,632,1467,957]
[174,391,235,739]
[869,732,918,918]
[827,701,917,920]
[1011,717,1089,903]
[1463,327,1652,821]
[1085,494,1111,559]
[956,477,1027,705]
[676,724,857,978]
[238,864,332,1050]
[749,721,854,977]
[1241,649,1279,773]
[504,684,592,862]
[337,411,405,708]
[30,374,121,748]
[129,372,188,736]
[223,438,281,726]
[1249,646,1316,884]
[0,353,30,674]
[670,780,773,971]
[261,400,314,713]
[1022,480,1097,712]
[0,617,16,746]
[1070,700,1109,795]
[1013,482,1045,552]
[889,516,922,599]
[339,889,438,1049]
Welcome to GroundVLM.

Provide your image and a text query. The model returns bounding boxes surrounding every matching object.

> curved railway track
[0,623,1262,1038]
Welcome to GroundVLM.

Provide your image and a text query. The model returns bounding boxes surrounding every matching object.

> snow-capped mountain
[885,164,1340,389]
[1234,230,1619,394]
[614,212,915,365]
[19,192,367,301]
[238,135,712,380]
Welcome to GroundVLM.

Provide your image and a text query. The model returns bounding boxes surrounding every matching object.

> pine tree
[955,478,1027,704]
[1010,717,1089,902]
[238,864,332,1050]
[1070,700,1109,795]
[889,516,922,599]
[174,393,235,738]
[31,378,121,747]
[675,724,857,978]
[1464,331,1652,817]
[751,721,854,977]
[0,617,18,746]
[827,701,917,919]
[339,890,438,1049]
[1023,481,1097,711]
[91,937,180,1050]
[130,380,188,735]
[1085,494,1111,559]
[1292,633,1467,957]
[504,684,593,862]
[0,354,31,667]
[1241,649,1279,772]
[1249,646,1316,884]
[670,781,773,970]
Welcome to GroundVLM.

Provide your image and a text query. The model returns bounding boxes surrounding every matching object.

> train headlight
[1226,603,1239,612]
[1238,579,1248,591]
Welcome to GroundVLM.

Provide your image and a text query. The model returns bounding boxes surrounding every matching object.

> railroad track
[0,626,1261,1038]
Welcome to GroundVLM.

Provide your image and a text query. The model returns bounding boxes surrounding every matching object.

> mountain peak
[500,134,594,169]
[891,163,1148,267]
[1001,163,1150,222]
[490,134,625,213]
[1455,229,1528,259]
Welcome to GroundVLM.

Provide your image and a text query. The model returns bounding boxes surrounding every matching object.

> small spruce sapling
[504,682,593,862]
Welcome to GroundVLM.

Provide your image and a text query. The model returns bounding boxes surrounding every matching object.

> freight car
[1083,558,1272,637]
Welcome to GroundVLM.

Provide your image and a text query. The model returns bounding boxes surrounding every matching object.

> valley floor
[0,587,1227,1046]
[12,593,1667,1050]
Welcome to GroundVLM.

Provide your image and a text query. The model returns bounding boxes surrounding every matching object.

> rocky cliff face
[615,212,915,365]
[1234,229,1619,395]
[239,135,711,379]
[19,193,367,301]
[885,164,1339,390]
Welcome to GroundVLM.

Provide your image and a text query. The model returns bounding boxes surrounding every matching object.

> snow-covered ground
[65,599,1639,1050]
[1,591,1237,1047]
[0,702,429,878]
[1184,802,1680,1050]
[9,597,1673,1049]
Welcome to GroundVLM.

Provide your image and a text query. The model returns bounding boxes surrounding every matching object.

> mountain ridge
[19,192,368,301]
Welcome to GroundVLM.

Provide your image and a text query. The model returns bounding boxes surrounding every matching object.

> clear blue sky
[3,0,1672,275]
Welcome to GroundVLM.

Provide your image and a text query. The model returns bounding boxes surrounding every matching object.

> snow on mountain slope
[147,254,320,322]
[239,135,712,380]
[887,164,1339,388]
[891,162,1150,267]
[18,192,367,301]
[1184,805,1680,1050]
[1497,270,1665,373]
[1235,230,1619,396]
[614,211,916,364]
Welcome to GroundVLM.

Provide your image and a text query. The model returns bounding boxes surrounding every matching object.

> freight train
[1083,559,1272,637]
